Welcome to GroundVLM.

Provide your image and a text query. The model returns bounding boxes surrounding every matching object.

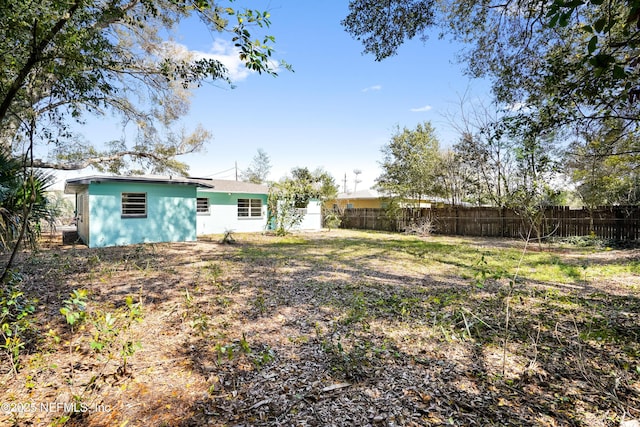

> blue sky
[57,1,491,192]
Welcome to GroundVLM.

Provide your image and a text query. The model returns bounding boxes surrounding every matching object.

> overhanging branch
[31,151,174,170]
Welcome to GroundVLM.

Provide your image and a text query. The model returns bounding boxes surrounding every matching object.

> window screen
[238,198,262,218]
[121,193,147,217]
[197,197,209,214]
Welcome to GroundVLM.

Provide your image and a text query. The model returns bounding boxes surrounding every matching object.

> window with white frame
[121,192,147,217]
[197,197,210,214]
[237,198,262,218]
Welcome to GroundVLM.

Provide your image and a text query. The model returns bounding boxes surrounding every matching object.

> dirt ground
[1,229,639,426]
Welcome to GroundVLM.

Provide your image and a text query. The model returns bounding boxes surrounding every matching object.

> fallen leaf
[321,383,351,392]
[247,399,271,410]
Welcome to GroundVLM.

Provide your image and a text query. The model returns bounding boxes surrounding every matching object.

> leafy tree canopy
[344,0,640,207]
[268,167,338,235]
[1,0,288,174]
[376,121,443,203]
[343,0,640,147]
[241,148,271,184]
[343,0,435,61]
[566,118,640,207]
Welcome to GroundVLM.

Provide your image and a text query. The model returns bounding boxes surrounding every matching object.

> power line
[202,166,236,178]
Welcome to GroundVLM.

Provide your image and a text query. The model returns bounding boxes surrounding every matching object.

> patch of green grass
[588,260,640,277]
[245,230,637,290]
[269,235,309,246]
[373,294,423,320]
[238,246,272,260]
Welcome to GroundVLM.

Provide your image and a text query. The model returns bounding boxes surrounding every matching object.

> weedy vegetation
[1,230,639,425]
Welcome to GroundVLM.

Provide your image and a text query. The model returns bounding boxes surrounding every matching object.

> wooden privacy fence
[338,206,640,241]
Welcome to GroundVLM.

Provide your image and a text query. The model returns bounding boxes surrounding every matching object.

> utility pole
[343,173,348,194]
[235,161,238,181]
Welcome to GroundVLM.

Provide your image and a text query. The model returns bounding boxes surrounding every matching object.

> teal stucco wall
[87,182,197,248]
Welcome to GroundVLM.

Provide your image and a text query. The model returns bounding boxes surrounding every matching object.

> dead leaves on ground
[1,230,640,426]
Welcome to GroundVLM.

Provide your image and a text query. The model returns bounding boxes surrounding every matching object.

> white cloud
[506,102,526,112]
[159,39,280,83]
[198,39,252,82]
[361,85,382,92]
[410,105,433,112]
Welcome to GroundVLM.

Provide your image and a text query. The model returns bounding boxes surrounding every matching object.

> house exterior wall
[294,200,323,230]
[87,182,197,248]
[327,198,436,210]
[327,199,383,210]
[196,191,268,235]
[346,199,382,209]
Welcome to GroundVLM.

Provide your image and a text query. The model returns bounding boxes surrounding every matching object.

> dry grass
[1,229,639,426]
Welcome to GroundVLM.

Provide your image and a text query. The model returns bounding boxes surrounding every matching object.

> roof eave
[63,175,216,194]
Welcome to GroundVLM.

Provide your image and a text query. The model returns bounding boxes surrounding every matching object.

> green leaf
[596,53,615,67]
[588,35,598,54]
[90,341,104,351]
[593,17,607,33]
[613,64,626,80]
[581,24,594,33]
[558,12,570,27]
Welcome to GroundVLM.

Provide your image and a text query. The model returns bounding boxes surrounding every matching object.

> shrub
[404,216,436,236]
[0,271,37,374]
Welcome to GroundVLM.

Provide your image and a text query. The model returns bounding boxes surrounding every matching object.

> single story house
[329,189,386,209]
[326,189,448,210]
[64,175,322,248]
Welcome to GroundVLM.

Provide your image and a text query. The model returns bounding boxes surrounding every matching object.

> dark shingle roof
[64,175,268,195]
[190,178,268,194]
